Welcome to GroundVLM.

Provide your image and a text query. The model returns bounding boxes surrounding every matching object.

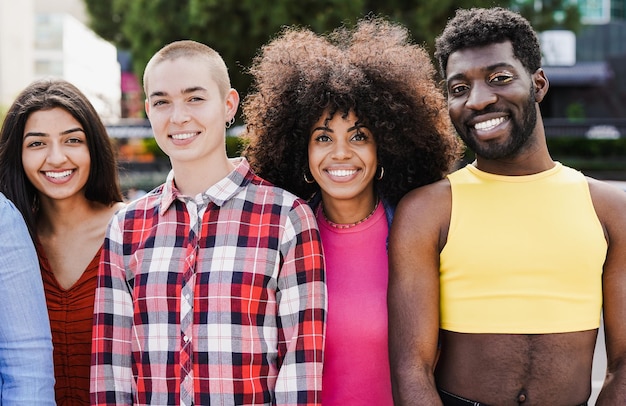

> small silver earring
[225,117,235,129]
[303,172,315,184]
[376,166,385,180]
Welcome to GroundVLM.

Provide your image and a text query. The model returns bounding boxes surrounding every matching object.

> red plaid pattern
[90,158,326,405]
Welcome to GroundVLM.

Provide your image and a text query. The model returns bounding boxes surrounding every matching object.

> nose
[170,102,191,125]
[465,82,497,111]
[330,139,352,160]
[46,142,68,166]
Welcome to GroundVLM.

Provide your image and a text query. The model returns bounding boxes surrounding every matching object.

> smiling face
[144,55,238,170]
[22,107,91,202]
[308,110,378,207]
[445,41,546,161]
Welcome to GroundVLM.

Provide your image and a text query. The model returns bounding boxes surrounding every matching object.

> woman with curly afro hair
[242,16,462,405]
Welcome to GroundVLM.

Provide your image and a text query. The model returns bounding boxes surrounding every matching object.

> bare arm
[590,180,626,405]
[388,181,451,405]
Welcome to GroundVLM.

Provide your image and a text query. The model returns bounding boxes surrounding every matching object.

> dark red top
[37,242,100,406]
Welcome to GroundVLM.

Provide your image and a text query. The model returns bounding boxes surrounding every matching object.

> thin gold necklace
[318,198,380,229]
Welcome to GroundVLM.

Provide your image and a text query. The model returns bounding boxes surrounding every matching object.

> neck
[171,155,235,196]
[37,194,103,233]
[319,193,379,225]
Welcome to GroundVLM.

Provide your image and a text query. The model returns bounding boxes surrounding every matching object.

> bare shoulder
[395,178,452,219]
[90,201,127,233]
[392,178,452,251]
[586,177,626,234]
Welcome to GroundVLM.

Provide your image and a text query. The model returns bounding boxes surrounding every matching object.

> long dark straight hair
[0,78,123,240]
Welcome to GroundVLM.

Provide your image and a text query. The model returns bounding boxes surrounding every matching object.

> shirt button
[183,335,190,343]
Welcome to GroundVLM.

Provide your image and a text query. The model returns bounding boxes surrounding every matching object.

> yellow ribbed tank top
[440,163,606,334]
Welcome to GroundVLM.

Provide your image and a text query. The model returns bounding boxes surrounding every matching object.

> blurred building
[0,0,120,120]
[541,0,626,120]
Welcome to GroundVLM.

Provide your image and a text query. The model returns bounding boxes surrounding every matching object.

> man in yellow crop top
[387,7,626,406]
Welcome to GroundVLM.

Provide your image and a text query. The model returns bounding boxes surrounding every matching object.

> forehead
[446,41,523,79]
[25,107,80,129]
[145,56,220,96]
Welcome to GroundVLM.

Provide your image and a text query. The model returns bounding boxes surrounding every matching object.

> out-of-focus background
[1,0,625,198]
[0,1,620,402]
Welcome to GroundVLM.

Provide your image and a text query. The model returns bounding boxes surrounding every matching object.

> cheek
[79,149,92,169]
[307,146,322,167]
[21,156,40,185]
[447,100,461,116]
[21,150,38,172]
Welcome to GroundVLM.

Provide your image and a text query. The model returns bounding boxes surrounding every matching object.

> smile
[170,132,197,140]
[327,169,358,177]
[44,170,73,179]
[474,117,507,131]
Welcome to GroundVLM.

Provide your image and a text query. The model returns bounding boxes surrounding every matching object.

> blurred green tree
[84,0,581,111]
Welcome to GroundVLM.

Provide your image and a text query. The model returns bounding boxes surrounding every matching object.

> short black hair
[435,7,542,78]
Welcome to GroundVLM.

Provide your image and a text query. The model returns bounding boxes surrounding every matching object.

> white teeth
[171,132,196,140]
[328,169,357,177]
[474,117,506,131]
[45,170,72,179]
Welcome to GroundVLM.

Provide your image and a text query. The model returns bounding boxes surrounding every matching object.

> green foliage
[83,0,586,141]
[548,137,626,159]
[84,0,581,106]
[565,102,586,122]
[226,136,245,158]
[84,0,364,103]
[362,0,509,49]
[510,0,582,32]
[142,137,166,158]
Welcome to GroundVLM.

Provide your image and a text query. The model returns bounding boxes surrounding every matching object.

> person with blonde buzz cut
[90,39,326,406]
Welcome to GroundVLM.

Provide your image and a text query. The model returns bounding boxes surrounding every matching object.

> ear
[225,88,240,121]
[144,98,150,118]
[532,68,549,103]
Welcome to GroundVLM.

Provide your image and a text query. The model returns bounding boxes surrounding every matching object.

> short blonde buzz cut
[143,39,231,99]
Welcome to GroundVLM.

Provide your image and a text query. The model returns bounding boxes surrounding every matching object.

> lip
[42,169,75,183]
[169,131,200,144]
[324,166,360,182]
[467,114,510,139]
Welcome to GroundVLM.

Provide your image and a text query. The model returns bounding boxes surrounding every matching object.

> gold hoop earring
[303,172,316,184]
[225,117,235,129]
[376,166,385,180]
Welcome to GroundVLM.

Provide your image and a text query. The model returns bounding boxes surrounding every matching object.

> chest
[40,231,103,290]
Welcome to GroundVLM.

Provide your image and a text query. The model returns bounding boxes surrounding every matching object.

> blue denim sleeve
[0,193,56,404]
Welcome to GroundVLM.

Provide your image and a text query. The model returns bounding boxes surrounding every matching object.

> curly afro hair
[435,7,542,78]
[242,16,462,206]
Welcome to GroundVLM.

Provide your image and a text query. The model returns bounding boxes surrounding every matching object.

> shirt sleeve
[274,200,327,406]
[0,195,56,405]
[91,212,135,405]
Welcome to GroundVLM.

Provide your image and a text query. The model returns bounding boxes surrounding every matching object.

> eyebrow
[447,62,517,82]
[24,127,85,138]
[149,86,207,99]
[311,123,364,133]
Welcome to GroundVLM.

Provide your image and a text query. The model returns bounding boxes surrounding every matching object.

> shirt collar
[159,157,254,215]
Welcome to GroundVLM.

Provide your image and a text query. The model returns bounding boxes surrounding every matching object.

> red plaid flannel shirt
[91,158,326,405]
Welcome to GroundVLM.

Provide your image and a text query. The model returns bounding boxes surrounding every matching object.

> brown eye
[489,73,514,84]
[352,132,367,142]
[450,84,469,95]
[315,134,331,143]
